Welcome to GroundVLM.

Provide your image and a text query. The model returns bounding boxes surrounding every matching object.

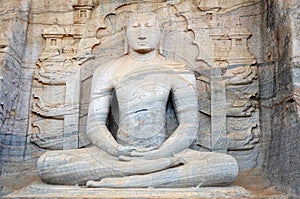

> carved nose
[138,36,146,40]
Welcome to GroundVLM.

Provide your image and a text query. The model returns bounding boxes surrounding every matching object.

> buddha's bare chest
[113,69,173,147]
[114,68,173,108]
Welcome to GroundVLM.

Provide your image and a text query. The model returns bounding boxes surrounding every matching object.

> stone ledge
[5,181,252,198]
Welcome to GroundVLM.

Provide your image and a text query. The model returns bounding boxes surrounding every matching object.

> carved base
[6,181,252,198]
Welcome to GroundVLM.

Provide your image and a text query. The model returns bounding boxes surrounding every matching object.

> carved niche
[29,1,261,169]
[29,20,81,150]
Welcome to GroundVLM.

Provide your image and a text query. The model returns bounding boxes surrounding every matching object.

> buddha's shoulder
[93,56,126,75]
[157,56,189,70]
[94,55,191,74]
[158,56,182,65]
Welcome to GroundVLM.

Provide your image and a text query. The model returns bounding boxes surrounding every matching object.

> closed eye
[145,22,153,27]
[132,23,140,28]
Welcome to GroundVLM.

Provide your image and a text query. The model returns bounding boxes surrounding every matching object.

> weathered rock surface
[262,0,300,196]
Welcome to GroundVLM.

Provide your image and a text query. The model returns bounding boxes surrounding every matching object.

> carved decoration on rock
[30,18,82,150]
[29,1,261,170]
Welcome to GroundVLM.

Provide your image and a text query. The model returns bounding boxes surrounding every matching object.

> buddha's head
[125,13,162,54]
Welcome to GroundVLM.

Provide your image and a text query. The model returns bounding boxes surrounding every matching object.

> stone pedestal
[6,181,252,199]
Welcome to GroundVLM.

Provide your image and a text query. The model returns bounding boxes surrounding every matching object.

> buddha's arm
[158,71,199,155]
[86,68,135,157]
[131,69,199,159]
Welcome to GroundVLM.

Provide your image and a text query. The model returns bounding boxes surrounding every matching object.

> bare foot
[86,180,102,188]
[86,178,121,188]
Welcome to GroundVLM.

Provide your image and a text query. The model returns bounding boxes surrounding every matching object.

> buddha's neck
[129,49,159,62]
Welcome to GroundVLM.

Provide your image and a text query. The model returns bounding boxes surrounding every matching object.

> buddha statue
[37,13,238,188]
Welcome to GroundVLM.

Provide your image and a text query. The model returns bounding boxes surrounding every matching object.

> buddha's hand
[133,146,158,152]
[130,149,165,160]
[117,146,158,161]
[117,145,137,157]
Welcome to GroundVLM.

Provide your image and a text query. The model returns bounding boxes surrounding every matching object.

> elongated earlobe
[159,29,164,55]
[124,31,129,55]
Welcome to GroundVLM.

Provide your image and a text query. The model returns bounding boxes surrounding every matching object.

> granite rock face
[0,0,299,198]
[0,0,34,191]
[262,0,300,196]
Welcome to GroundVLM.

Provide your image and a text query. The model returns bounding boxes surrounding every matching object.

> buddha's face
[126,14,162,54]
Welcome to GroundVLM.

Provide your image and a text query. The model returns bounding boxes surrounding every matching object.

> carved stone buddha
[37,13,238,188]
